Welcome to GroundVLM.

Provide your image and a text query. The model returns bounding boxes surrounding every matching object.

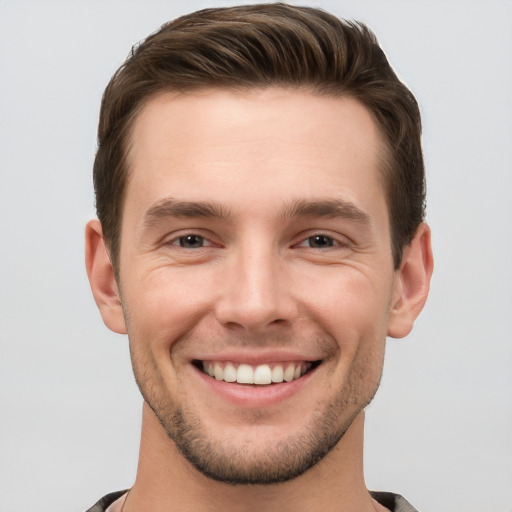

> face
[115,88,402,483]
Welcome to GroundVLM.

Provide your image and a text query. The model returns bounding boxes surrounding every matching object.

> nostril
[214,278,298,332]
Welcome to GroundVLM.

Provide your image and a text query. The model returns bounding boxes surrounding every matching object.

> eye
[302,234,336,248]
[173,234,208,248]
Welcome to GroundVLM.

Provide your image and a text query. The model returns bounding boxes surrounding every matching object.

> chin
[146,387,373,485]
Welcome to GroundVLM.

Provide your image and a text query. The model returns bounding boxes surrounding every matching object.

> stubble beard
[135,358,382,486]
[155,401,349,485]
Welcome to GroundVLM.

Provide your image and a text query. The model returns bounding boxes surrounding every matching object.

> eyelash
[168,234,213,249]
[296,234,345,249]
[166,232,349,251]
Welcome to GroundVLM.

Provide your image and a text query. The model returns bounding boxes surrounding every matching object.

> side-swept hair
[94,3,425,271]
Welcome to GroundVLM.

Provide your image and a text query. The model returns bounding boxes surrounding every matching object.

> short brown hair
[93,3,425,271]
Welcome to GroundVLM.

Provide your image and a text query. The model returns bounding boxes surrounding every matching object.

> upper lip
[189,350,322,365]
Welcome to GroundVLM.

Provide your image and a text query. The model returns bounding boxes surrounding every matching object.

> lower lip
[192,365,317,407]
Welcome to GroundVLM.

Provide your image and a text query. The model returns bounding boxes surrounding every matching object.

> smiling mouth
[194,360,321,386]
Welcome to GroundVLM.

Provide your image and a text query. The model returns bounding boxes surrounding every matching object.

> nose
[214,243,298,333]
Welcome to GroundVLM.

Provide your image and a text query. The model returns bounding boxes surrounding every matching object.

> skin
[86,88,433,512]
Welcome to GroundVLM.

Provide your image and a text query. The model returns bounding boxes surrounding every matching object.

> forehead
[125,87,387,222]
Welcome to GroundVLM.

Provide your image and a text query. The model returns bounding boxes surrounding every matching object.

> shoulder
[84,490,128,512]
[370,491,420,512]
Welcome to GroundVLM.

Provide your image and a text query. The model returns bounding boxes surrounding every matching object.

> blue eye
[306,235,335,248]
[177,235,206,248]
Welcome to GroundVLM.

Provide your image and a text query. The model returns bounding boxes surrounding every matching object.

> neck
[125,403,378,512]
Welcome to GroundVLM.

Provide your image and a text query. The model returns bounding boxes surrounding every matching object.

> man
[85,3,433,512]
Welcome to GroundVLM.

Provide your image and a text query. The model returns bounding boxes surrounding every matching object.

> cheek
[302,269,392,386]
[303,268,393,337]
[122,267,217,353]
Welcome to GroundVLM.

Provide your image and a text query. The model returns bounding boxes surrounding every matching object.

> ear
[85,219,127,334]
[387,222,433,339]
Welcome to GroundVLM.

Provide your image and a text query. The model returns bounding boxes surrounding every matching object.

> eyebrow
[143,197,370,226]
[144,197,230,225]
[281,198,370,223]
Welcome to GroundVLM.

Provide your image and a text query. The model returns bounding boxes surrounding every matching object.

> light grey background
[1,1,511,511]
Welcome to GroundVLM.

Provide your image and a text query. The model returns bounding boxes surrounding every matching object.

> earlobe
[387,223,434,339]
[85,219,127,334]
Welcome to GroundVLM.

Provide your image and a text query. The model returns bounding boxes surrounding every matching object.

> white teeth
[236,364,253,384]
[283,364,295,382]
[214,363,223,380]
[253,364,272,385]
[224,363,237,383]
[201,361,313,385]
[271,365,284,383]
